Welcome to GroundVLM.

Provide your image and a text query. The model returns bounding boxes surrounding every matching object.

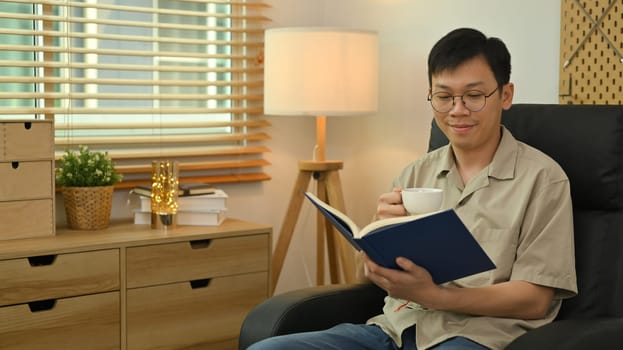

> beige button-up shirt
[367,126,577,350]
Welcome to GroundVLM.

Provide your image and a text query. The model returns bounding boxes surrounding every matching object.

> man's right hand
[376,187,408,220]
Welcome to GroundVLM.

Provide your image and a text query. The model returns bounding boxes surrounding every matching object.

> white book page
[356,214,423,238]
[357,210,446,238]
[305,192,361,234]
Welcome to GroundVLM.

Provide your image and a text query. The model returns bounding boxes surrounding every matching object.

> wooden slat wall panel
[559,0,623,104]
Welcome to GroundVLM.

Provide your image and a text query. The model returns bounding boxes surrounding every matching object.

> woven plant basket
[62,186,114,230]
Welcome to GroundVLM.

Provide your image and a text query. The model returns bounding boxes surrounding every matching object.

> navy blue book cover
[304,192,496,284]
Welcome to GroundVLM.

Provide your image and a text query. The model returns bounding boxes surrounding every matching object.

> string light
[151,160,179,227]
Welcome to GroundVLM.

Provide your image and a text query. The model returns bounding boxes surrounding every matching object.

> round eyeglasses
[427,88,498,113]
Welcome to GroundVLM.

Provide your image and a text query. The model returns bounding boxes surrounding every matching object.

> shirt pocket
[453,228,518,287]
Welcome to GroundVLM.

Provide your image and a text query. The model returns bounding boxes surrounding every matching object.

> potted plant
[56,145,122,230]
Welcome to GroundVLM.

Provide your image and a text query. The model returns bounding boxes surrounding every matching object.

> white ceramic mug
[401,188,443,215]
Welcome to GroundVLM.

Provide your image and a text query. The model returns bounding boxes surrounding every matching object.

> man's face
[430,55,513,154]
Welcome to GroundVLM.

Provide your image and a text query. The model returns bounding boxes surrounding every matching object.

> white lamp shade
[264,27,379,117]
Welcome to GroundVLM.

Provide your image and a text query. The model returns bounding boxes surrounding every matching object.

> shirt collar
[436,125,518,181]
[488,125,518,180]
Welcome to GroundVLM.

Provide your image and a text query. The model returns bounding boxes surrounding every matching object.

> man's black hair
[427,28,511,89]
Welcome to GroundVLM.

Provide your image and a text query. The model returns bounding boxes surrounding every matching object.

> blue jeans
[245,323,489,350]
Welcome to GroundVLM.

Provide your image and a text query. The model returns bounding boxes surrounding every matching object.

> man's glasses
[427,88,498,113]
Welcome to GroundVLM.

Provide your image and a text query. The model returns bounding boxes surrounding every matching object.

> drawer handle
[28,299,56,312]
[190,279,211,289]
[23,122,32,130]
[190,239,212,249]
[28,255,57,266]
[11,161,19,169]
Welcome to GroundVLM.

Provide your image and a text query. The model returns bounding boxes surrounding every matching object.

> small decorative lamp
[264,27,379,290]
[151,160,180,230]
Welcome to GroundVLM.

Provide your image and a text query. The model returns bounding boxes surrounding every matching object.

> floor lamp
[264,27,379,291]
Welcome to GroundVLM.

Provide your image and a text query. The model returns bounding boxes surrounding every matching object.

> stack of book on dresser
[131,183,227,226]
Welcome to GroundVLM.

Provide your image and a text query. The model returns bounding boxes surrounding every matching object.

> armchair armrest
[506,318,623,350]
[238,283,386,350]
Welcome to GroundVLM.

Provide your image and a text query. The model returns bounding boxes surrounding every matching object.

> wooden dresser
[0,219,272,350]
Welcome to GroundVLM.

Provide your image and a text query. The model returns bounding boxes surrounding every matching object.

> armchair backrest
[428,104,623,320]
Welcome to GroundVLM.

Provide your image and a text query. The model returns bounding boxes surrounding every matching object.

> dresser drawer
[0,291,120,350]
[126,233,269,288]
[127,271,268,350]
[2,121,53,161]
[0,249,119,306]
[0,161,53,201]
[0,199,54,240]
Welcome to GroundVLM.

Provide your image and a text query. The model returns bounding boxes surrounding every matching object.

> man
[248,27,577,350]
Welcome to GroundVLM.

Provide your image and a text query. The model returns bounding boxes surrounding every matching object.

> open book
[304,192,496,284]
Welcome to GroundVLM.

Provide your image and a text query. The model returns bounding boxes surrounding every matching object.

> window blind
[0,0,270,189]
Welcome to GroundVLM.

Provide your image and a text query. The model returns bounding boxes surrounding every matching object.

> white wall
[68,0,561,295]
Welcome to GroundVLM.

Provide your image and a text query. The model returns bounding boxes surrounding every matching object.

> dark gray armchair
[239,104,623,349]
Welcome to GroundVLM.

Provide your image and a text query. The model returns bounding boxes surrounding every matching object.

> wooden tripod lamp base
[270,159,357,293]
